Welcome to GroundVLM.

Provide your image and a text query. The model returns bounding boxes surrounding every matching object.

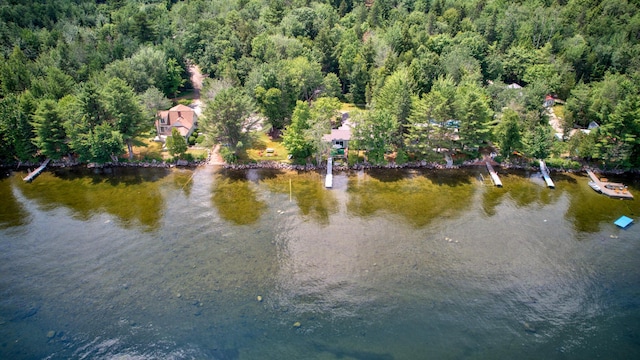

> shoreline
[4,158,639,178]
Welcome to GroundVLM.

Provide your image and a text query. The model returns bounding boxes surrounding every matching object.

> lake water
[1,165,639,359]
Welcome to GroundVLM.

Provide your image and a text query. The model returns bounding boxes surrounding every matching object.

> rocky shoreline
[3,157,638,177]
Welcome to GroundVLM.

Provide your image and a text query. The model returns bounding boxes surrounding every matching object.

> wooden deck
[539,160,555,188]
[586,170,633,199]
[23,158,50,182]
[485,162,502,187]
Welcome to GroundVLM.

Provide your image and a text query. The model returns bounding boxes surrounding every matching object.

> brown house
[155,104,198,140]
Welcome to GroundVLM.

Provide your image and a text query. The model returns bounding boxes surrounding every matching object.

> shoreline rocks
[3,158,640,177]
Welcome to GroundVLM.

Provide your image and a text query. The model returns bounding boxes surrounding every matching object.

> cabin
[322,113,352,158]
[155,104,198,141]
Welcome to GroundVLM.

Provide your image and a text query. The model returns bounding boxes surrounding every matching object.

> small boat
[588,181,601,193]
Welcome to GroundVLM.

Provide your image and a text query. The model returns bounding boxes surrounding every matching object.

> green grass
[340,102,364,112]
[130,137,208,162]
[240,132,290,163]
[131,138,165,161]
[553,104,565,118]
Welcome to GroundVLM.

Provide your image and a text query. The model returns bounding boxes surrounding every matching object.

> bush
[183,153,195,162]
[395,149,409,165]
[545,157,581,170]
[177,99,192,106]
[220,147,237,163]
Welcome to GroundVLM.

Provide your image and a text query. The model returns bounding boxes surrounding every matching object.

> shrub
[183,153,195,162]
[545,157,581,170]
[220,147,237,163]
[395,149,409,165]
[177,99,192,106]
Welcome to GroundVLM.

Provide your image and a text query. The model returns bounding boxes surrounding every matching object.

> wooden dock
[586,169,633,199]
[23,158,50,182]
[325,157,333,188]
[485,162,502,187]
[539,160,555,188]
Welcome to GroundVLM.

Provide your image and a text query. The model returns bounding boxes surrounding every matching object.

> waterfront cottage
[322,113,352,158]
[155,104,198,141]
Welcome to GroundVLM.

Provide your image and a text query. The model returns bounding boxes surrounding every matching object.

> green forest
[1,0,639,168]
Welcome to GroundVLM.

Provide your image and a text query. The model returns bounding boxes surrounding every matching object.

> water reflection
[263,171,338,225]
[14,167,169,231]
[0,174,30,228]
[212,173,266,225]
[347,169,475,227]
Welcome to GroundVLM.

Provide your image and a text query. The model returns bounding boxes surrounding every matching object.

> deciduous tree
[202,88,256,153]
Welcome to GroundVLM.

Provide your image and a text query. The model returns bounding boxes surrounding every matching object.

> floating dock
[23,158,50,182]
[586,169,633,199]
[485,162,502,187]
[539,160,555,188]
[325,157,333,188]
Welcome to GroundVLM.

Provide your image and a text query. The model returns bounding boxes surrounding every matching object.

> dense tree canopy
[0,0,639,168]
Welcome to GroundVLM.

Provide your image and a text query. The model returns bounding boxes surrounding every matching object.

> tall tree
[282,101,314,160]
[372,68,413,148]
[202,88,256,153]
[455,84,493,153]
[0,46,32,95]
[101,78,147,160]
[31,99,68,159]
[88,122,124,164]
[594,95,640,167]
[524,124,553,160]
[352,109,396,164]
[493,109,522,158]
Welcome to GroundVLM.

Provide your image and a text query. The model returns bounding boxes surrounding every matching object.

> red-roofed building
[155,104,198,140]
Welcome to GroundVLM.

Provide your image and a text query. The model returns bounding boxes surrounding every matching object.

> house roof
[322,128,352,142]
[157,104,197,136]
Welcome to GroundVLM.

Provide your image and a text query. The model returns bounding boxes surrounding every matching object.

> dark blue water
[1,166,639,359]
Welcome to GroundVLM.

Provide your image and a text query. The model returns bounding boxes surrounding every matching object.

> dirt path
[547,107,564,136]
[209,144,225,165]
[187,64,225,165]
[188,64,205,100]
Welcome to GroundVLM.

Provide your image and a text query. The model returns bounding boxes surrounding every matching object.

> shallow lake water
[1,165,639,359]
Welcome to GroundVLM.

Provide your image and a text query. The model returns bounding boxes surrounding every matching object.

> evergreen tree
[31,99,68,159]
[493,109,522,158]
[101,78,147,160]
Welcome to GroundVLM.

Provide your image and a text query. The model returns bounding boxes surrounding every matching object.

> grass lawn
[340,102,364,112]
[240,131,290,163]
[186,147,208,158]
[131,138,165,161]
[553,104,565,118]
[129,137,208,161]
